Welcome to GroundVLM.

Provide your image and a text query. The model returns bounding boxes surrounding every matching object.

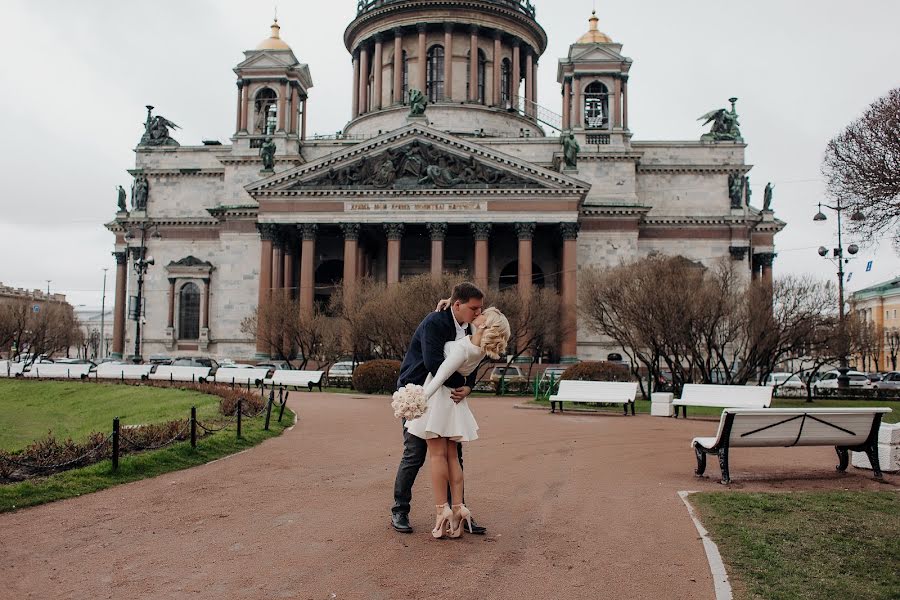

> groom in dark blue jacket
[391,282,485,534]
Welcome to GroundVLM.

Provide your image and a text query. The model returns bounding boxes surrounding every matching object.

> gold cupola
[256,20,292,51]
[576,11,613,44]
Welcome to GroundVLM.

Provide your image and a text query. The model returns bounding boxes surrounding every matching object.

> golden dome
[576,11,613,44]
[256,20,291,50]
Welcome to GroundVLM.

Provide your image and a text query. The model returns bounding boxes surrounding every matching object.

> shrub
[561,361,631,382]
[352,359,402,394]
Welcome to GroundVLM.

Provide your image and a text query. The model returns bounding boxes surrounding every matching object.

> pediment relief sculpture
[289,141,543,190]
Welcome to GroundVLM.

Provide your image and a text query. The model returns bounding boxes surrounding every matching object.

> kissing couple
[390,282,511,539]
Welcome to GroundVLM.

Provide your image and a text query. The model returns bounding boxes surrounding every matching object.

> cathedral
[107,0,784,362]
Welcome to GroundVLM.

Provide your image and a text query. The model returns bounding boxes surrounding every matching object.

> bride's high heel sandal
[449,503,472,538]
[432,503,453,539]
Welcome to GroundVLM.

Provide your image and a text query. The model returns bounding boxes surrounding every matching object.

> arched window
[466,49,487,104]
[254,88,278,135]
[498,261,546,290]
[426,45,445,102]
[178,282,201,340]
[500,58,512,106]
[583,82,609,129]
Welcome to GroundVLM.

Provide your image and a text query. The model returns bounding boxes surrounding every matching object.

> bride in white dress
[405,307,510,538]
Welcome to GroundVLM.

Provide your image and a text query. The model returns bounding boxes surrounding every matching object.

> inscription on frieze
[347,201,482,212]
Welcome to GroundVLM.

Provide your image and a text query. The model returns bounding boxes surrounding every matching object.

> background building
[851,276,900,372]
[107,1,784,362]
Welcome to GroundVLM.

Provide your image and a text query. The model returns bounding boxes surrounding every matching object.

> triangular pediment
[236,50,299,70]
[247,125,589,195]
[569,44,628,63]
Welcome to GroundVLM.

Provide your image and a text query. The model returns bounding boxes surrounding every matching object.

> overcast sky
[1,0,898,309]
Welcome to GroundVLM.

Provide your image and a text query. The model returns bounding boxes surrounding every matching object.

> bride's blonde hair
[478,307,510,360]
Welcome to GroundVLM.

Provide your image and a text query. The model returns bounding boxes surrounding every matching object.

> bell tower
[233,20,313,155]
[557,11,632,145]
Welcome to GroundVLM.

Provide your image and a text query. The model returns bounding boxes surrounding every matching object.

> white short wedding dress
[405,336,484,442]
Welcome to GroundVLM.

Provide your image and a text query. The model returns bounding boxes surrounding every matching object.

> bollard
[112,417,120,471]
[231,377,235,389]
[236,399,242,439]
[278,391,288,422]
[279,386,284,404]
[192,373,196,384]
[264,390,274,431]
[190,406,197,448]
[246,379,251,392]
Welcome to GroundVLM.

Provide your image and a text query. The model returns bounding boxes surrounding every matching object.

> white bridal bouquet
[391,383,428,420]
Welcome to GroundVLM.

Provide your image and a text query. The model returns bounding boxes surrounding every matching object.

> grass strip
[0,408,294,513]
[0,380,222,451]
[690,491,900,600]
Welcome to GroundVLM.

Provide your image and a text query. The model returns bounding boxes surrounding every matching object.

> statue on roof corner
[116,185,127,212]
[561,131,580,169]
[698,97,742,142]
[139,105,181,147]
[763,182,774,211]
[408,89,427,117]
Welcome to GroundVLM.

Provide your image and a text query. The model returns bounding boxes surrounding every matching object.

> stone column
[112,251,127,358]
[284,240,295,299]
[613,76,622,129]
[273,234,285,298]
[393,28,404,104]
[278,79,287,132]
[342,223,360,303]
[256,224,276,356]
[757,252,776,292]
[167,278,176,328]
[301,98,308,140]
[471,223,491,290]
[235,80,244,133]
[443,24,454,101]
[428,223,447,279]
[201,278,211,330]
[622,76,629,130]
[417,24,428,93]
[525,47,534,111]
[352,51,360,118]
[511,41,521,103]
[492,30,502,107]
[562,78,571,129]
[385,223,404,285]
[289,85,298,134]
[533,59,539,109]
[573,77,582,129]
[358,44,369,115]
[299,224,317,319]
[516,223,536,296]
[373,34,384,110]
[356,245,366,279]
[559,223,579,361]
[240,80,250,132]
[469,25,479,102]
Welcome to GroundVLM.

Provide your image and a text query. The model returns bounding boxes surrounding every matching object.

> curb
[678,491,732,600]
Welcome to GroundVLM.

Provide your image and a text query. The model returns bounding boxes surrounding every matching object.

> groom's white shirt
[451,309,466,341]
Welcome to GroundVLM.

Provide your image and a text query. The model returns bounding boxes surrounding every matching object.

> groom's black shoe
[467,518,487,535]
[391,512,413,533]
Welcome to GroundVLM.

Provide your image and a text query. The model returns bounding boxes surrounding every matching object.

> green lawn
[691,492,900,600]
[527,397,900,423]
[0,407,294,512]
[0,380,222,451]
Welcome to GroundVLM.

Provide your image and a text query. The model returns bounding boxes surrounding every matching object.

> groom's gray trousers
[392,419,464,516]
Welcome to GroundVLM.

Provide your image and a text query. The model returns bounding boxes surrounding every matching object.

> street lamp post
[814,198,864,388]
[100,268,108,359]
[124,222,161,363]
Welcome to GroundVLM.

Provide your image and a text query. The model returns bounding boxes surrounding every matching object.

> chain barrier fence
[0,379,295,483]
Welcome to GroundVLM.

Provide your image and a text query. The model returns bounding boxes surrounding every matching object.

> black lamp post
[124,222,161,363]
[814,199,864,388]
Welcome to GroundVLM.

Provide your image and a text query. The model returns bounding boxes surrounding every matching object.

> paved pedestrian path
[1,394,893,599]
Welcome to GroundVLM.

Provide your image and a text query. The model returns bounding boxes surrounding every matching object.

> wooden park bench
[266,370,325,392]
[148,365,212,383]
[673,384,772,418]
[548,380,639,415]
[692,407,892,483]
[210,367,272,386]
[23,363,92,379]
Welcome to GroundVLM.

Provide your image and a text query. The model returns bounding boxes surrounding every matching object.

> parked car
[866,372,884,383]
[256,360,292,371]
[148,355,173,365]
[489,365,527,386]
[327,361,360,386]
[811,370,872,392]
[171,357,220,374]
[872,372,900,391]
[765,372,806,396]
[55,358,97,368]
[540,366,568,384]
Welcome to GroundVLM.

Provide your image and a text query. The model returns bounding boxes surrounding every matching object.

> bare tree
[887,328,900,371]
[822,87,900,248]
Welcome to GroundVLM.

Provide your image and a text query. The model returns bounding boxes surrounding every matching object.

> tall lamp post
[100,268,108,359]
[124,222,161,363]
[814,199,864,388]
